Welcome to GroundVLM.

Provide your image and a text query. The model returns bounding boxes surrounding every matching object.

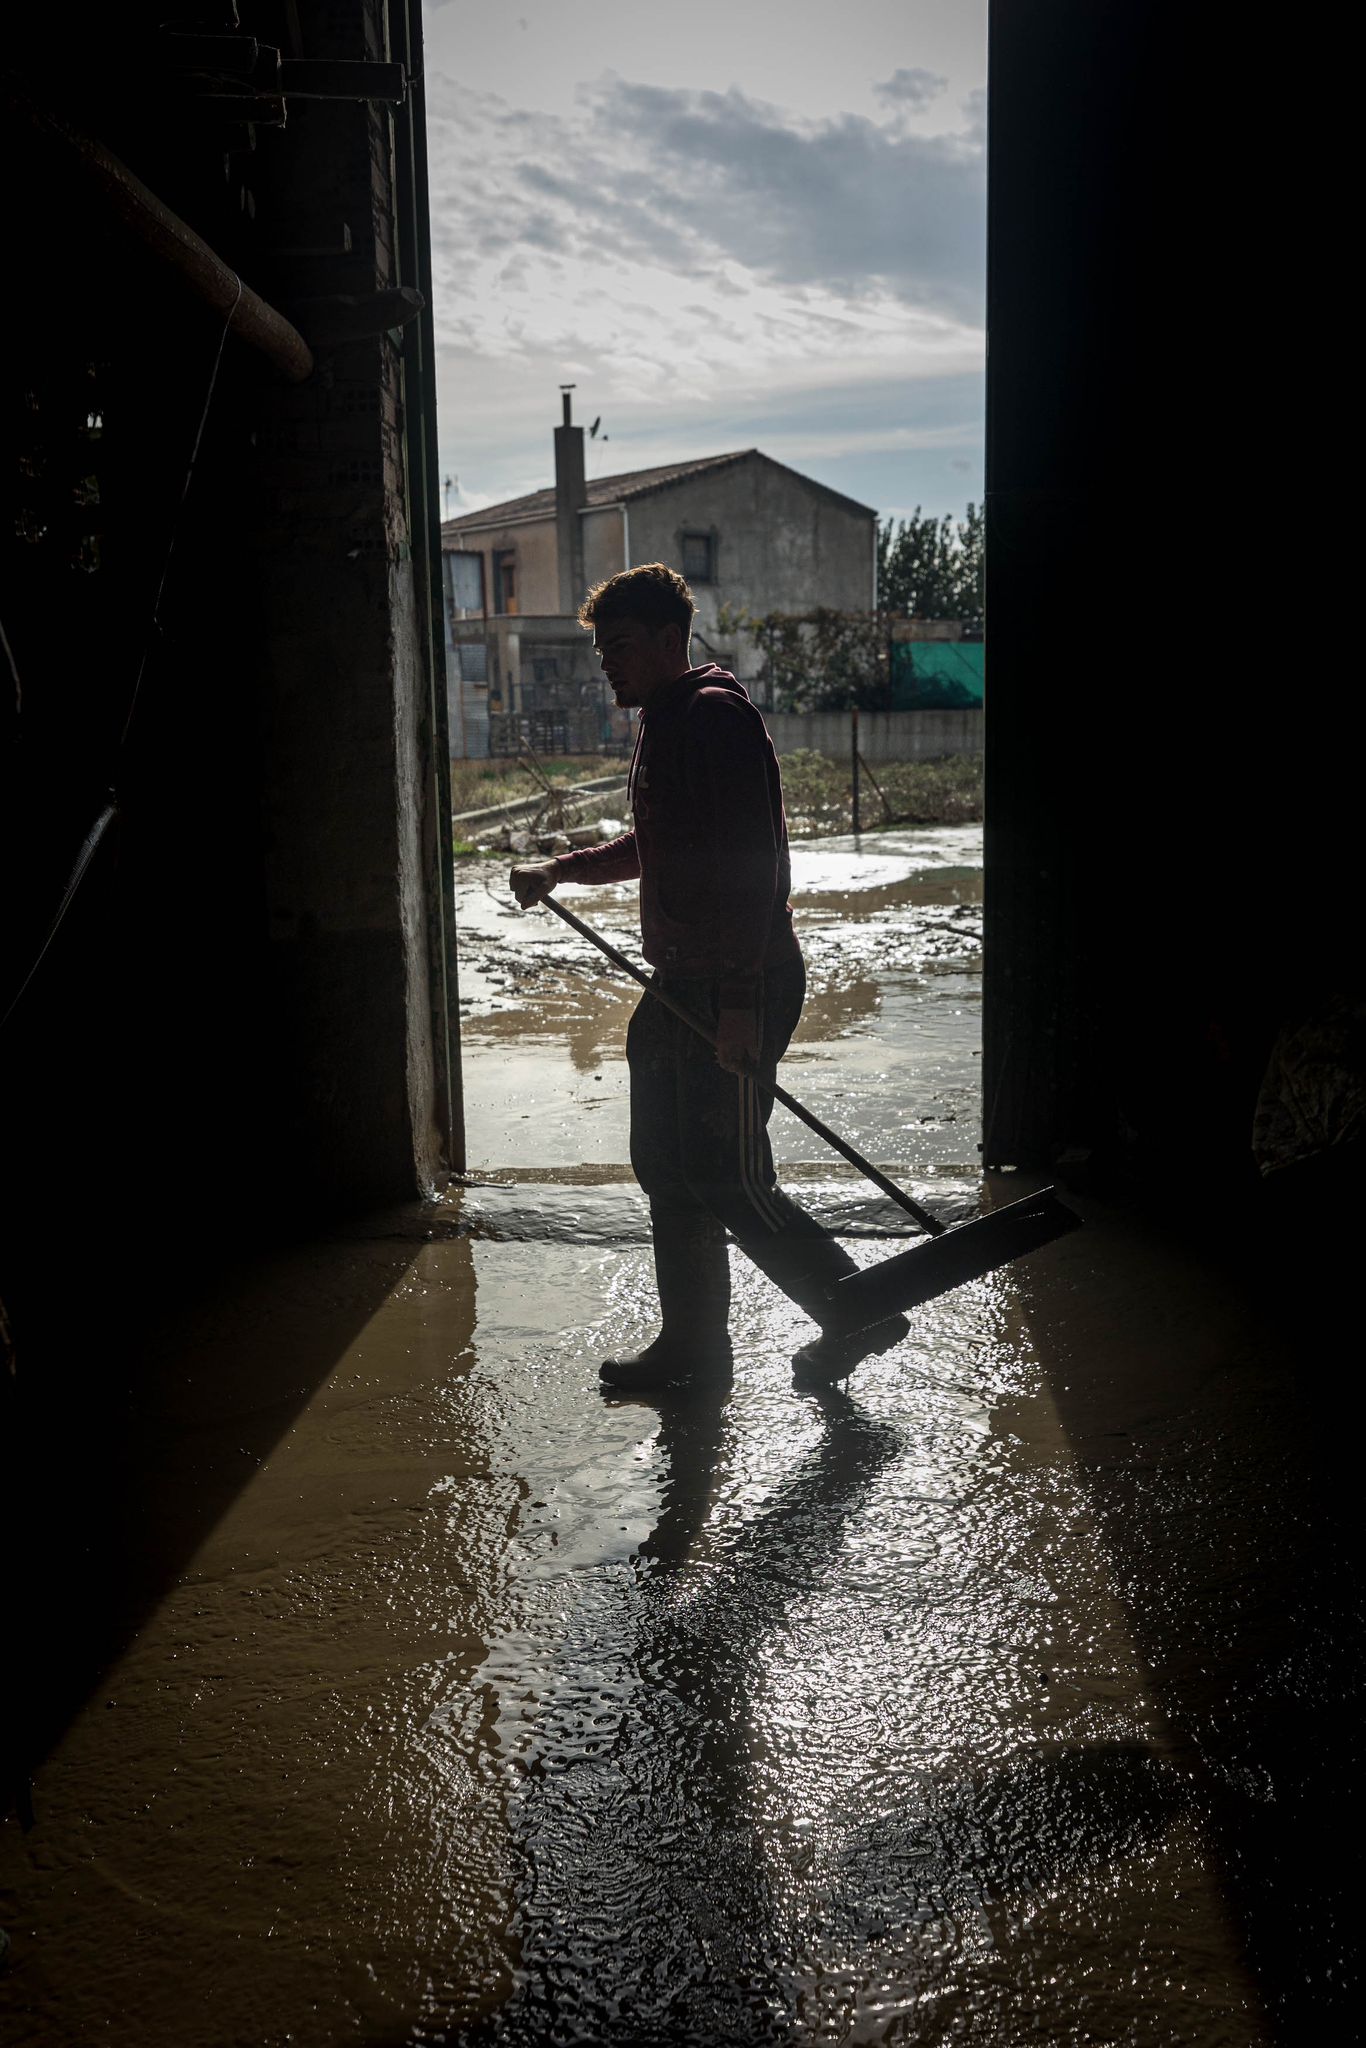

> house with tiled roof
[441,394,876,755]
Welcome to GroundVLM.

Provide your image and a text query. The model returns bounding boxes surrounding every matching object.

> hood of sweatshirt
[629,663,747,802]
[648,662,747,712]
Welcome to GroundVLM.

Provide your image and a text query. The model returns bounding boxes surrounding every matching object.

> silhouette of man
[511,562,907,1391]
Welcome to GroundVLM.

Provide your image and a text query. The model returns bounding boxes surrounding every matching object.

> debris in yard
[492,812,625,855]
[566,818,622,847]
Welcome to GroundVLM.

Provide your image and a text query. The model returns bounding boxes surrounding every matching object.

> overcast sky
[421,0,986,525]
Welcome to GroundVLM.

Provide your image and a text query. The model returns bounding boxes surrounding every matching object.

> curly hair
[578,562,695,636]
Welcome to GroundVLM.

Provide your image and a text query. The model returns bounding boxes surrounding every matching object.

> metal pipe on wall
[6,84,314,383]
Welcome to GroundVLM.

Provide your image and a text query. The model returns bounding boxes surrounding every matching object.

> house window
[446,550,484,615]
[493,548,518,615]
[681,531,715,583]
[531,656,560,684]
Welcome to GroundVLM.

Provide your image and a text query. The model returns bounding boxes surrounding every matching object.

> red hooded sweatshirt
[553,664,800,1007]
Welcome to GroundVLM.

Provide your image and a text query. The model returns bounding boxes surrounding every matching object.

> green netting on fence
[890,640,984,709]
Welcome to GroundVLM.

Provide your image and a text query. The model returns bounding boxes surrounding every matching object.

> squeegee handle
[542,893,946,1237]
[765,1080,945,1235]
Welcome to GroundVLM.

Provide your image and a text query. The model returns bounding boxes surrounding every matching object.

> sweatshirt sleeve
[553,829,641,887]
[684,692,781,1007]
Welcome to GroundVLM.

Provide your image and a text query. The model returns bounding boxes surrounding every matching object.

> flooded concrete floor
[1,830,1354,2044]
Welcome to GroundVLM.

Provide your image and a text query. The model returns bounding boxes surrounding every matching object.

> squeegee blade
[826,1187,1082,1334]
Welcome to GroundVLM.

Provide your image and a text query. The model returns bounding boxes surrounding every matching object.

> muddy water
[455,1245,1258,2048]
[0,1228,1273,2047]
[454,826,984,1189]
[0,825,1293,2044]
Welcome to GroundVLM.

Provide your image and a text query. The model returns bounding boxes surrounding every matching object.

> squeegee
[541,896,1081,1335]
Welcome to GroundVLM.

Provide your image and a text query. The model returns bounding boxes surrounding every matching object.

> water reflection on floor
[458,1244,1244,2048]
[0,1214,1279,2047]
[2,824,1320,2045]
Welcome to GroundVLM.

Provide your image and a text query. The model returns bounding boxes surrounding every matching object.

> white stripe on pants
[737,1073,785,1231]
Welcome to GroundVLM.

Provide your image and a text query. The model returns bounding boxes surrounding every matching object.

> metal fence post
[851,706,861,835]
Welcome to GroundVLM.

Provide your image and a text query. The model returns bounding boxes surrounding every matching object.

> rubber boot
[732,1227,861,1332]
[791,1313,910,1385]
[761,1238,909,1385]
[600,1220,733,1391]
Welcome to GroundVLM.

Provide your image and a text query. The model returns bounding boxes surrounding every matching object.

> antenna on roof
[589,416,601,439]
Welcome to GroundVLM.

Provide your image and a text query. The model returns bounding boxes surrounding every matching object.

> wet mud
[454,826,984,1182]
[1,826,1350,2045]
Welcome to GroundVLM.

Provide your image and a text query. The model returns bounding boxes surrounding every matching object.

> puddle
[441,1176,982,1245]
[0,1220,1273,2048]
[0,820,1303,2047]
[456,826,983,1177]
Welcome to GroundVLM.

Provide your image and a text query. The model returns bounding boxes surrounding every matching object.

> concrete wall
[443,460,882,746]
[240,8,452,1203]
[583,504,627,589]
[456,516,559,618]
[625,454,876,670]
[763,709,982,762]
[1,0,455,1223]
[444,456,873,682]
[1,0,451,1783]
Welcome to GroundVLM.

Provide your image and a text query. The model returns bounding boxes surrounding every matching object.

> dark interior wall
[1,0,459,1791]
[982,6,1354,1182]
[1,0,457,1296]
[241,0,454,1203]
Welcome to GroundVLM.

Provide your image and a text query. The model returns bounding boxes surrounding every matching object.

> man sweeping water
[510,562,909,1392]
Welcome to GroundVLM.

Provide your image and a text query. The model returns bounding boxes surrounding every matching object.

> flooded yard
[453,824,984,1196]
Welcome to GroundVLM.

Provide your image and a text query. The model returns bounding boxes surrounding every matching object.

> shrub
[779,749,982,838]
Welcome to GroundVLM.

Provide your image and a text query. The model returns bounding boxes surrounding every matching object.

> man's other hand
[510,860,560,909]
[715,1006,762,1075]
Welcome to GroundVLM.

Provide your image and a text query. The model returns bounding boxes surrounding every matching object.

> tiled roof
[440,449,875,538]
[440,451,752,534]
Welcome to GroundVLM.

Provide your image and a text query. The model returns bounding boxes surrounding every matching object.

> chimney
[554,385,587,617]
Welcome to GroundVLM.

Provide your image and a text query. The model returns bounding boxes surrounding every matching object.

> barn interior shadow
[2,1212,442,1809]
[1016,1172,1361,2042]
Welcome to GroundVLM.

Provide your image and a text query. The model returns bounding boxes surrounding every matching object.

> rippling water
[0,825,1284,2047]
[389,1242,1251,2047]
[453,825,984,1178]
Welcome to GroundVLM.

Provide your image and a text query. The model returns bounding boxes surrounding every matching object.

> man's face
[592,618,688,707]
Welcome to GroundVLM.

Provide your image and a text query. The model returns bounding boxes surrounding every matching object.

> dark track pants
[627,957,858,1339]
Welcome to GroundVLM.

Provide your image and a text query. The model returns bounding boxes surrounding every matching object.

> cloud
[588,78,984,319]
[424,68,985,513]
[427,72,984,323]
[874,68,949,113]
